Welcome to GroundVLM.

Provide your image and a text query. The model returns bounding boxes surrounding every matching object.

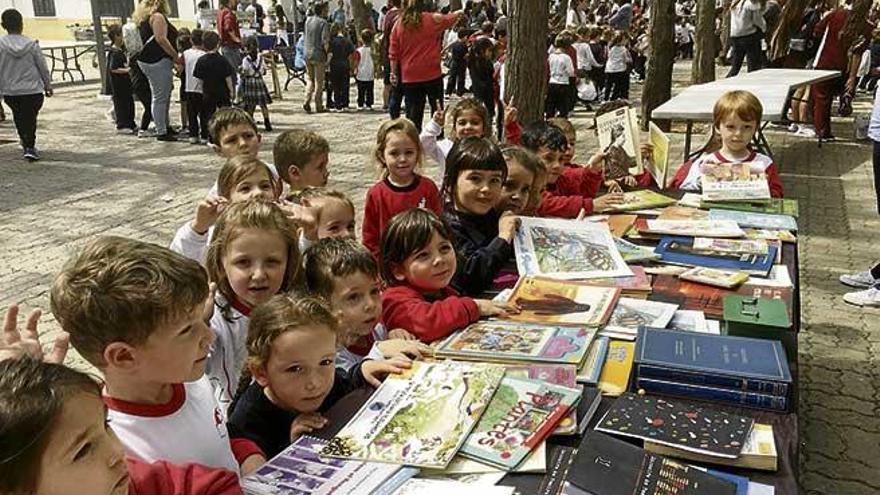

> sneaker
[302,102,312,114]
[138,128,157,138]
[156,133,178,142]
[366,105,373,111]
[788,123,799,133]
[840,270,879,288]
[796,127,817,138]
[189,136,200,144]
[843,286,880,307]
[23,148,39,161]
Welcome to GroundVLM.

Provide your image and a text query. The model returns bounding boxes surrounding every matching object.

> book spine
[636,364,789,396]
[636,378,788,412]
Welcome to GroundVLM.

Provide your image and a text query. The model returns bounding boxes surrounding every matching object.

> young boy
[546,34,575,118]
[194,31,235,129]
[49,236,265,474]
[274,128,331,193]
[354,29,376,111]
[107,24,136,134]
[0,8,53,161]
[445,29,468,97]
[208,106,263,158]
[184,28,209,144]
[548,117,605,199]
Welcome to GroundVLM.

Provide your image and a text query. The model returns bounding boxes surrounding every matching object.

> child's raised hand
[362,356,412,387]
[377,339,433,361]
[504,105,519,127]
[594,192,626,211]
[278,199,320,241]
[432,108,446,126]
[498,212,520,242]
[586,151,606,171]
[1,304,69,364]
[289,412,329,441]
[192,195,228,235]
[388,328,418,340]
[474,299,520,318]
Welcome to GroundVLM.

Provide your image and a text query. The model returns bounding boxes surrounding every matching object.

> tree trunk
[769,0,806,63]
[841,0,872,56]
[350,0,373,37]
[692,0,716,83]
[641,0,675,131]
[505,0,549,126]
[719,0,731,64]
[560,0,570,23]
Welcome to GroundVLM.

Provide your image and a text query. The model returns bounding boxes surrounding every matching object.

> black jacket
[444,207,514,297]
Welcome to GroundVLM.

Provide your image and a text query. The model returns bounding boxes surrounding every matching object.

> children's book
[460,376,581,470]
[242,436,415,495]
[515,217,633,279]
[668,310,710,333]
[575,387,603,435]
[505,364,579,435]
[692,237,769,255]
[744,265,793,288]
[322,361,505,469]
[597,106,642,178]
[579,266,652,293]
[656,206,709,221]
[708,209,798,231]
[614,237,661,263]
[742,228,797,243]
[648,122,670,188]
[702,198,799,217]
[677,192,704,208]
[644,423,778,471]
[586,214,639,237]
[435,320,597,366]
[424,442,547,476]
[601,298,678,340]
[599,190,678,212]
[700,162,771,202]
[595,392,754,458]
[642,219,745,238]
[655,236,776,277]
[505,277,620,327]
[577,336,610,384]
[597,340,635,396]
[393,478,515,495]
[650,275,793,319]
[679,267,750,289]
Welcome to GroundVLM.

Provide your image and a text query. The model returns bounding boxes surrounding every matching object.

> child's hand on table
[289,412,329,441]
[474,299,520,318]
[378,339,432,360]
[362,356,412,386]
[388,328,417,340]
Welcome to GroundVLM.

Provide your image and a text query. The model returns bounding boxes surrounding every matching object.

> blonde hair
[713,90,763,129]
[374,118,423,175]
[217,155,282,199]
[132,0,170,24]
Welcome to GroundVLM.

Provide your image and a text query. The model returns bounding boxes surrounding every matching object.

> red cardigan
[381,285,480,343]
[389,12,460,83]
[362,176,442,258]
[127,458,240,495]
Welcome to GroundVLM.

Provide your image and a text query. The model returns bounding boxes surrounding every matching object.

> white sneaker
[796,126,817,138]
[189,136,200,144]
[138,128,157,138]
[839,270,879,288]
[788,123,799,133]
[843,286,880,307]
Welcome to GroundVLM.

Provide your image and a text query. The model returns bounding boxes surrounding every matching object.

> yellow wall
[22,17,197,42]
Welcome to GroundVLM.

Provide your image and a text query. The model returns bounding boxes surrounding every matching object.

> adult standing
[0,8,52,161]
[132,0,178,141]
[250,0,266,32]
[389,0,462,131]
[382,0,403,116]
[218,0,243,85]
[566,0,589,28]
[332,0,348,26]
[726,0,766,77]
[302,2,330,114]
[608,0,633,31]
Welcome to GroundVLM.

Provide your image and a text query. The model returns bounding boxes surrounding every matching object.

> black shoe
[264,119,273,132]
[303,102,312,114]
[157,133,178,142]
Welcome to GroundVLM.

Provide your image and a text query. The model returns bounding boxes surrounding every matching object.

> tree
[840,0,872,55]
[641,0,675,130]
[769,0,808,63]
[718,0,732,64]
[692,0,716,83]
[505,0,549,125]
[350,0,373,36]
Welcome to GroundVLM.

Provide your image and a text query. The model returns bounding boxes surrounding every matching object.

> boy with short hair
[274,128,331,193]
[49,236,264,474]
[106,24,137,134]
[207,106,262,157]
[194,31,235,128]
[184,28,209,144]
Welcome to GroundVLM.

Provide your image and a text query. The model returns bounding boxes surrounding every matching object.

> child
[604,31,631,101]
[204,199,303,414]
[328,22,355,112]
[50,236,264,473]
[499,145,545,215]
[468,37,496,122]
[549,117,607,198]
[208,106,262,157]
[194,31,235,127]
[445,29,468,96]
[670,90,784,198]
[176,28,192,135]
[441,137,517,296]
[587,27,607,97]
[184,28,209,144]
[240,35,273,131]
[354,29,376,111]
[546,34,575,118]
[297,187,357,239]
[228,294,409,458]
[421,97,492,176]
[274,128,330,193]
[106,24,137,134]
[362,118,442,257]
[380,208,513,343]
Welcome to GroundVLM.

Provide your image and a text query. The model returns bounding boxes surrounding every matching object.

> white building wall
[0,0,202,21]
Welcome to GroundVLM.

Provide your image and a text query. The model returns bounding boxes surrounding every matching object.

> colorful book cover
[435,320,597,366]
[595,392,754,458]
[701,198,799,217]
[643,219,745,238]
[597,106,641,178]
[650,274,793,319]
[242,436,411,495]
[597,340,635,396]
[648,122,670,188]
[679,267,750,289]
[579,266,652,292]
[700,162,771,202]
[514,217,633,279]
[505,364,579,435]
[692,237,769,255]
[614,237,661,262]
[601,297,678,340]
[643,423,778,471]
[460,376,581,470]
[708,209,798,231]
[577,336,610,384]
[424,442,548,475]
[506,277,620,327]
[742,228,798,243]
[656,206,709,221]
[600,190,678,212]
[321,361,505,468]
[655,236,776,277]
[607,214,638,237]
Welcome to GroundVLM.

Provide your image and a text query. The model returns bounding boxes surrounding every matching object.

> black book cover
[539,446,578,495]
[576,387,603,435]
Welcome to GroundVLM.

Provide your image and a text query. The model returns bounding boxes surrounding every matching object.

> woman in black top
[132,0,178,141]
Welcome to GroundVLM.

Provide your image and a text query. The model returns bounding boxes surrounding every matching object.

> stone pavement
[0,63,878,493]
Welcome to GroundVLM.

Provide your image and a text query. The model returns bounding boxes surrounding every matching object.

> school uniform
[194,52,235,124]
[670,150,784,198]
[381,285,480,343]
[354,45,375,108]
[361,175,442,257]
[126,457,240,495]
[419,118,455,178]
[604,45,631,101]
[537,184,596,218]
[328,35,355,110]
[446,40,468,96]
[207,294,252,417]
[183,47,208,140]
[557,163,605,199]
[108,45,136,131]
[546,51,575,118]
[443,208,513,297]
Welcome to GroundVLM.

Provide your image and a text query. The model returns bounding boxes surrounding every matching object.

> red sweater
[362,175,442,257]
[381,285,480,343]
[389,12,460,83]
[669,151,784,198]
[127,458,241,495]
[557,163,605,198]
[217,8,240,48]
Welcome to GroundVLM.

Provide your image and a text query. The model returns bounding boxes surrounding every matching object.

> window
[32,0,56,17]
[168,0,179,18]
[93,0,135,18]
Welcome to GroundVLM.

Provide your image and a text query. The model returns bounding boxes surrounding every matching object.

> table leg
[684,121,693,160]
[62,47,75,82]
[73,47,87,81]
[48,48,58,80]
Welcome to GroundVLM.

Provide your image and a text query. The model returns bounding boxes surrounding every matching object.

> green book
[701,198,799,217]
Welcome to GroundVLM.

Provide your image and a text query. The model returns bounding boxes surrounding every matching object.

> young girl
[296,187,357,240]
[546,34,575,118]
[361,118,442,257]
[227,294,408,458]
[499,145,545,215]
[468,37,496,123]
[421,97,492,176]
[670,90,784,198]
[604,31,632,102]
[204,199,302,415]
[380,208,514,343]
[240,36,273,131]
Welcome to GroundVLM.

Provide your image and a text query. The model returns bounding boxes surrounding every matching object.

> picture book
[506,277,620,327]
[668,310,710,334]
[579,266,652,293]
[744,265,793,288]
[679,267,750,289]
[460,376,581,470]
[321,361,505,468]
[597,106,642,178]
[514,217,633,279]
[242,436,414,495]
[595,392,754,458]
[586,214,639,237]
[655,236,776,277]
[435,320,597,366]
[692,237,769,255]
[562,431,738,495]
[742,228,798,243]
[700,162,771,202]
[601,298,678,340]
[677,192,704,208]
[648,122,670,188]
[505,364,579,435]
[577,336,609,384]
[614,237,661,262]
[597,340,635,396]
[701,198,799,217]
[656,206,709,221]
[600,190,677,212]
[644,423,778,471]
[425,442,547,475]
[708,209,798,232]
[642,219,745,238]
[537,446,578,495]
[650,274,793,319]
[393,478,515,495]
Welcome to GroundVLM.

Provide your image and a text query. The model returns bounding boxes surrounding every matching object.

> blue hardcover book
[708,209,798,231]
[635,377,788,411]
[707,470,751,495]
[634,327,792,384]
[654,236,776,276]
[636,364,790,396]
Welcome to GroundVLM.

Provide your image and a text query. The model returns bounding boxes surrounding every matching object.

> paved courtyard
[0,63,878,493]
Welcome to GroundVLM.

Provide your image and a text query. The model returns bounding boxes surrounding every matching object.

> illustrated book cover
[321,361,505,468]
[515,217,633,279]
[601,297,678,340]
[701,198,799,217]
[691,237,769,255]
[668,309,711,334]
[505,364,580,435]
[648,122,670,188]
[700,162,771,202]
[614,237,661,262]
[642,219,745,238]
[656,206,709,221]
[679,267,750,289]
[597,340,635,396]
[577,336,609,384]
[644,423,778,471]
[506,277,620,327]
[708,209,798,232]
[649,274,793,319]
[597,106,642,179]
[654,236,776,277]
[579,266,652,293]
[600,190,677,212]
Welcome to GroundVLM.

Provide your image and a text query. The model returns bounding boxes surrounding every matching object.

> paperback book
[700,162,771,202]
[597,340,635,396]
[708,209,798,231]
[692,237,769,255]
[642,219,745,238]
[654,236,776,277]
[650,275,793,319]
[600,190,678,212]
[425,443,547,475]
[577,336,609,384]
[644,423,778,471]
[506,277,620,327]
[460,376,581,470]
[614,237,661,262]
[701,198,799,217]
[648,122,670,188]
[505,364,579,435]
[668,309,710,333]
[597,106,642,178]
[322,361,505,468]
[656,206,709,221]
[601,297,678,339]
[679,267,750,289]
[515,217,633,279]
[393,478,515,495]
[579,266,652,293]
[742,228,797,243]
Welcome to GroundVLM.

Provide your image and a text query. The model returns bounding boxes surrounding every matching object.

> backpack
[122,21,144,57]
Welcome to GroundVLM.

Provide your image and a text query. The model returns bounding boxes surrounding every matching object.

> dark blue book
[635,377,789,412]
[653,236,776,276]
[707,469,751,495]
[636,364,790,396]
[634,327,792,384]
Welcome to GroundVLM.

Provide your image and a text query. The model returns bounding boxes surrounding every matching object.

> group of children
[0,88,787,492]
